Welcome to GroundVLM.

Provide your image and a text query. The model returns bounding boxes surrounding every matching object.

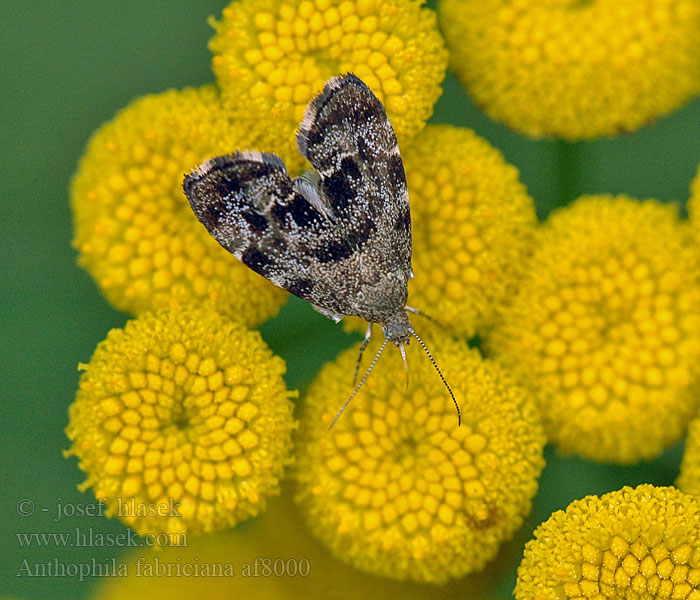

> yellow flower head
[404,124,536,338]
[65,309,295,540]
[690,161,700,245]
[487,195,700,464]
[209,0,447,173]
[515,484,700,600]
[71,85,287,325]
[438,0,700,139]
[294,334,545,583]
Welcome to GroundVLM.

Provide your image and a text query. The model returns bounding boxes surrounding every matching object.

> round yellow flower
[65,309,296,540]
[294,333,545,583]
[515,484,700,600]
[404,124,536,338]
[690,161,700,245]
[487,195,700,463]
[438,0,700,139]
[209,0,447,173]
[94,487,500,599]
[71,85,287,324]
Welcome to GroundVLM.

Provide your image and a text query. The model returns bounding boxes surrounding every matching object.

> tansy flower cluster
[488,195,700,464]
[295,333,545,583]
[68,0,540,580]
[438,0,700,139]
[66,0,700,594]
[515,485,700,599]
[66,309,295,539]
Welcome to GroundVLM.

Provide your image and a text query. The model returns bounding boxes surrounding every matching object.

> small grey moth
[183,73,459,427]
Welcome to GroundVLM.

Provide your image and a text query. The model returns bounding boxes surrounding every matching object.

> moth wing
[185,74,413,322]
[296,73,412,278]
[184,151,356,312]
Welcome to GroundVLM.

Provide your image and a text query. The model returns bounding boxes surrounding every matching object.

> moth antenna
[405,305,448,332]
[399,344,409,390]
[330,339,388,430]
[352,323,374,386]
[409,329,461,426]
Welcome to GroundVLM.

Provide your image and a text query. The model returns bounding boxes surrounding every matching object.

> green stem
[555,140,584,211]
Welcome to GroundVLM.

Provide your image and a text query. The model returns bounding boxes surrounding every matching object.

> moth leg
[352,323,374,385]
[399,343,409,390]
[312,304,344,323]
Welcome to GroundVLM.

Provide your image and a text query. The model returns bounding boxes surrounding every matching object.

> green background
[2,1,700,598]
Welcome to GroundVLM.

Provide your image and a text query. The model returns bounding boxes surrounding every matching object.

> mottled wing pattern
[185,151,336,306]
[296,74,412,282]
[184,74,412,323]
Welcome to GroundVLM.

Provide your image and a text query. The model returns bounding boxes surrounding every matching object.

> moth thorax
[382,310,412,345]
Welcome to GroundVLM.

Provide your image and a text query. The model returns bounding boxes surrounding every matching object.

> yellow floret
[438,0,700,139]
[294,332,545,583]
[403,124,536,338]
[71,85,287,324]
[209,0,447,174]
[515,485,700,599]
[487,195,700,463]
[65,309,296,539]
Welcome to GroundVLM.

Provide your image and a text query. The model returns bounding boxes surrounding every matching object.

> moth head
[382,310,413,346]
[329,311,461,430]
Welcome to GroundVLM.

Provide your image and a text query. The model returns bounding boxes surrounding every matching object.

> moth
[184,73,459,428]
